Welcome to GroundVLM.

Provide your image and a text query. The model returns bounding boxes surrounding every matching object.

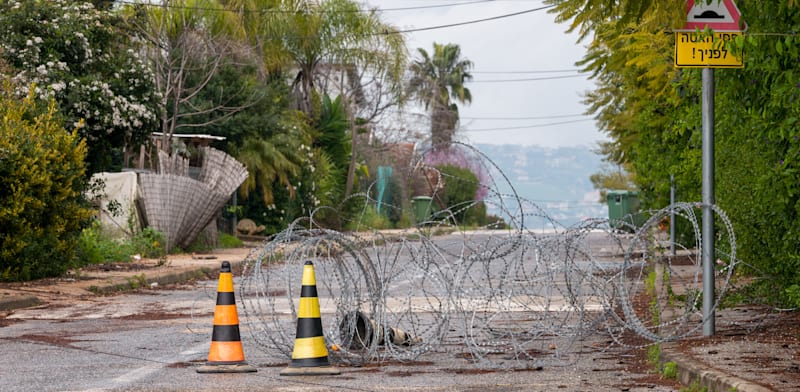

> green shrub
[436,165,480,225]
[785,284,800,308]
[182,229,245,253]
[662,361,678,379]
[347,205,392,231]
[75,223,167,264]
[183,231,215,253]
[647,344,661,370]
[394,211,414,229]
[129,227,167,259]
[76,221,130,264]
[218,233,244,248]
[465,201,487,228]
[680,380,707,392]
[0,84,93,281]
[483,213,510,229]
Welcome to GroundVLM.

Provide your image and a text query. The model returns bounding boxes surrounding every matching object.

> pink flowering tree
[422,144,490,201]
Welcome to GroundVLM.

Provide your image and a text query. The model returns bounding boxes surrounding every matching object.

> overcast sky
[364,0,607,149]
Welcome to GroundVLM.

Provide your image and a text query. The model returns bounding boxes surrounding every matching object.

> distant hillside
[475,144,607,229]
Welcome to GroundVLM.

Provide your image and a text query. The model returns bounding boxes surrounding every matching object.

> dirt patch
[81,263,157,272]
[352,360,436,367]
[504,348,547,360]
[341,367,382,374]
[673,307,800,391]
[116,311,195,320]
[620,346,682,389]
[441,367,496,375]
[255,362,289,368]
[613,288,684,390]
[386,370,415,377]
[12,333,84,348]
[0,315,21,327]
[664,254,696,266]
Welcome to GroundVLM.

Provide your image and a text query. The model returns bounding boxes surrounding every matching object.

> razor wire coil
[236,143,741,369]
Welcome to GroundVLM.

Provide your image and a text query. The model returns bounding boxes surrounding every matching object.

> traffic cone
[280,260,340,376]
[196,261,257,373]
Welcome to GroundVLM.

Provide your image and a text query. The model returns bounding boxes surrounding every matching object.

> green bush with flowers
[0,0,160,174]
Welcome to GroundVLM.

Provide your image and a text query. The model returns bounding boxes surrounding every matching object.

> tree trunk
[431,108,456,148]
[345,110,357,197]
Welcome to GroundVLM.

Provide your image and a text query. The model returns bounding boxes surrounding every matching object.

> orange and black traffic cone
[280,260,340,376]
[196,261,257,373]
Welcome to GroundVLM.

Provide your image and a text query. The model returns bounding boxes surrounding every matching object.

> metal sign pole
[702,67,716,336]
[670,174,676,256]
[676,0,745,338]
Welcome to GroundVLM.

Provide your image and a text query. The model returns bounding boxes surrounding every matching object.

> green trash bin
[607,190,642,231]
[411,196,434,224]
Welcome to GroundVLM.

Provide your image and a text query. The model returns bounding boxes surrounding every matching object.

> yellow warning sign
[674,32,744,68]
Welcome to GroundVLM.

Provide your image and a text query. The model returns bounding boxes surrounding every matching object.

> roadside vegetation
[0,82,93,281]
[548,0,800,307]
[0,0,501,282]
[3,0,800,311]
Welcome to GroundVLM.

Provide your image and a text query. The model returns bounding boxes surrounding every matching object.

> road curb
[88,259,247,294]
[87,267,214,294]
[661,344,774,392]
[0,295,41,312]
[0,259,247,311]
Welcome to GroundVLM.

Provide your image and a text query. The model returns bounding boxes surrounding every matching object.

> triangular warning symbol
[682,0,746,32]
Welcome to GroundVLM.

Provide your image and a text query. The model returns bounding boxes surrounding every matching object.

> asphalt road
[0,232,681,391]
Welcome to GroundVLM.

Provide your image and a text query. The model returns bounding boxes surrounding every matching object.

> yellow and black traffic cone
[197,261,257,373]
[280,260,340,376]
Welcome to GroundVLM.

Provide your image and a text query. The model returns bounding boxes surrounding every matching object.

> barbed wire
[236,142,742,369]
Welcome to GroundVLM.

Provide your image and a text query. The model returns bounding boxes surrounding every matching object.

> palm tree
[227,0,406,196]
[407,42,473,148]
[225,0,406,116]
[237,133,304,206]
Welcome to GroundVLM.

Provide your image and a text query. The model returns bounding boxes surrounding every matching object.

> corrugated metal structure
[138,147,247,251]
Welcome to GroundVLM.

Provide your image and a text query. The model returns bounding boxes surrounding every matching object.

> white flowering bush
[0,0,160,172]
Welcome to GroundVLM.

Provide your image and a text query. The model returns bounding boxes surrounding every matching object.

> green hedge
[0,84,93,281]
[436,165,482,225]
